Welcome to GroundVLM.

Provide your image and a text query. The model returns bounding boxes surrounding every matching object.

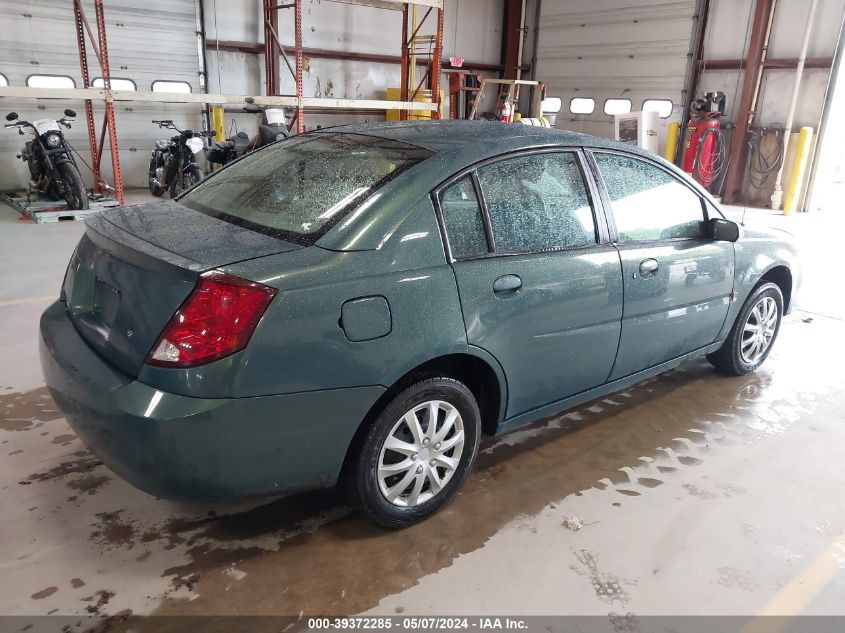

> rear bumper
[39,301,384,501]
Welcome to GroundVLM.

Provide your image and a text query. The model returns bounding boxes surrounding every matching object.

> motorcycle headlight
[185,136,204,155]
[44,133,61,148]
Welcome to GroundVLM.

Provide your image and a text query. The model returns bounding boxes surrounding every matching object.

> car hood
[100,199,302,268]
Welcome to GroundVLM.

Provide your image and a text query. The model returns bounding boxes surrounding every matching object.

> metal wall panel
[698,0,845,128]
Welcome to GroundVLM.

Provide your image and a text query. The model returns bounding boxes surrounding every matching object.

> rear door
[587,150,734,379]
[435,150,623,419]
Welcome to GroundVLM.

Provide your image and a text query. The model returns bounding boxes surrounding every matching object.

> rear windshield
[180,132,434,245]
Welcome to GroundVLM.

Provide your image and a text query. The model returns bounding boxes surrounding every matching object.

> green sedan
[40,121,799,527]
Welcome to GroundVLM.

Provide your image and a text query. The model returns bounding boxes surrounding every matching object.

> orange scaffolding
[262,0,444,129]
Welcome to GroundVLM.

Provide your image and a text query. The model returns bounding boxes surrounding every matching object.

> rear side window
[439,175,488,259]
[477,152,596,253]
[593,152,706,242]
[181,133,434,245]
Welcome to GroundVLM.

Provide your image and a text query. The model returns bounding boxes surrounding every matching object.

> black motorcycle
[4,109,88,210]
[206,130,251,168]
[206,101,289,168]
[148,120,214,198]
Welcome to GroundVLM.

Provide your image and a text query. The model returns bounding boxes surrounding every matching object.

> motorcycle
[148,120,214,198]
[206,101,289,168]
[4,109,88,210]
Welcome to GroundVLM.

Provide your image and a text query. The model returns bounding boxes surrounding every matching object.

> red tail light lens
[146,271,276,368]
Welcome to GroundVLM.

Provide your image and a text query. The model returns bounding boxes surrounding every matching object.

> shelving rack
[0,0,443,206]
[263,0,444,131]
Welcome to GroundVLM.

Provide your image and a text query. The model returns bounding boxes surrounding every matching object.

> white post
[771,0,819,209]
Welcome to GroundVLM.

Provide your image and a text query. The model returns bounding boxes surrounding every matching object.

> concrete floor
[1,192,844,620]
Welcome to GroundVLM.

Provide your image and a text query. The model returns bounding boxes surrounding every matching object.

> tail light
[146,271,276,368]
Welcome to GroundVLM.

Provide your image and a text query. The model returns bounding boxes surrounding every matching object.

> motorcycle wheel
[56,162,89,211]
[169,164,202,198]
[148,155,167,197]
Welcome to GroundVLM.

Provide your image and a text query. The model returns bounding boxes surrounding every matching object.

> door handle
[493,274,522,295]
[638,258,659,278]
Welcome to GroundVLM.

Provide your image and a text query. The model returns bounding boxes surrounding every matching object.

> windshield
[180,132,434,245]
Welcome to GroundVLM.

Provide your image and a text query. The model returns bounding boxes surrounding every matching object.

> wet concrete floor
[1,197,844,619]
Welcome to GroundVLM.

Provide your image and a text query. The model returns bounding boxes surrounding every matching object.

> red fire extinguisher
[501,100,513,123]
[682,92,726,188]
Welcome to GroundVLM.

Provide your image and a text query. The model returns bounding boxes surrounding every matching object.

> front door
[435,151,623,419]
[589,151,735,380]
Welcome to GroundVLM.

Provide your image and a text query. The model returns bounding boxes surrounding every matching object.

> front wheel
[148,155,167,197]
[707,282,783,375]
[56,162,89,210]
[169,164,202,198]
[343,377,481,528]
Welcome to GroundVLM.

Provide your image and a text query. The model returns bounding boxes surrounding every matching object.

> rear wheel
[707,282,783,375]
[344,377,481,528]
[56,162,88,210]
[169,164,202,198]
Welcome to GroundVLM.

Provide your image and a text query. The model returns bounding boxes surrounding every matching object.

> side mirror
[710,218,739,242]
[64,109,77,118]
[5,112,18,121]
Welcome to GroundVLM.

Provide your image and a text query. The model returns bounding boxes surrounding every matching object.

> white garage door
[0,0,201,190]
[535,0,697,142]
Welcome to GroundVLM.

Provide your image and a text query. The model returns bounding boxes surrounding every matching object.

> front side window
[593,152,707,242]
[438,175,488,260]
[477,152,596,253]
[181,133,433,245]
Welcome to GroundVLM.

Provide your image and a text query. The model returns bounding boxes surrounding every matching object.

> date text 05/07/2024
[307,617,529,630]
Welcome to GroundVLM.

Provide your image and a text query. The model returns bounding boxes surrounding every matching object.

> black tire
[169,164,202,198]
[343,377,481,529]
[707,282,784,376]
[56,162,88,210]
[148,156,167,197]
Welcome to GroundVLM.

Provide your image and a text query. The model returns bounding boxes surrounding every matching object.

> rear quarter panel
[223,196,471,397]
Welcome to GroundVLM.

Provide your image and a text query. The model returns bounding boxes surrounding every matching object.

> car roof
[311,120,717,252]
[313,120,587,149]
[310,119,661,165]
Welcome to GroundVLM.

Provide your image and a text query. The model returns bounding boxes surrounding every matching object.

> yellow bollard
[783,127,814,215]
[664,121,680,163]
[212,106,225,142]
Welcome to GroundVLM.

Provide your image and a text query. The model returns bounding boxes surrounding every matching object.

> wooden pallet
[0,190,119,224]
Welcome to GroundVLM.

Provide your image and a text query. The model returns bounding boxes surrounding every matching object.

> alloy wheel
[377,400,465,508]
[740,295,778,364]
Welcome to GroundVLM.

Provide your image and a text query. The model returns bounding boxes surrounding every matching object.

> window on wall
[152,80,191,93]
[541,97,562,114]
[477,152,596,253]
[438,175,489,260]
[593,152,707,242]
[0,74,8,87]
[92,77,137,91]
[569,97,595,115]
[642,99,674,118]
[27,75,75,89]
[603,99,632,116]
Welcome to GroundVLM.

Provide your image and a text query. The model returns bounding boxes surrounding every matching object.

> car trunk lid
[63,202,301,377]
